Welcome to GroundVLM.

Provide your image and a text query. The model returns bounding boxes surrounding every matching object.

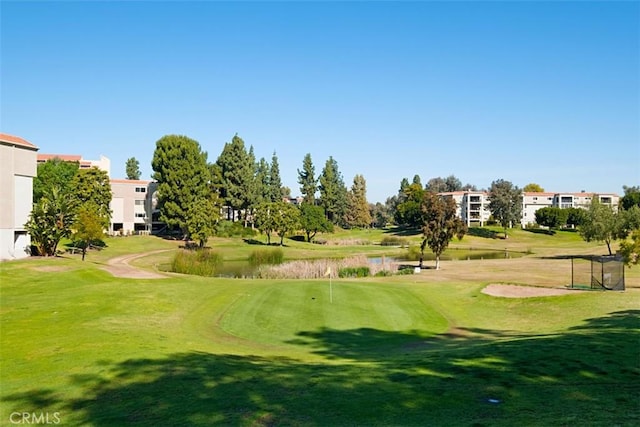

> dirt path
[101,249,171,279]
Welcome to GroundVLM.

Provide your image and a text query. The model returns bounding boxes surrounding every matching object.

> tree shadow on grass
[5,311,639,426]
[467,227,501,239]
[523,228,556,236]
[383,226,422,237]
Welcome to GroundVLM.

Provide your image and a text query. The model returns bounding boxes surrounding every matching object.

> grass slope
[1,234,639,426]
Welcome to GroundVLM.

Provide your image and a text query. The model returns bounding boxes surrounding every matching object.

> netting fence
[570,255,625,291]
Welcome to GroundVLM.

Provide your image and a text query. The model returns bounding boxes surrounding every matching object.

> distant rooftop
[0,133,39,150]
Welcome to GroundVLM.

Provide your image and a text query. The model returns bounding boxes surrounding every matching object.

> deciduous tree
[299,204,333,242]
[186,197,219,248]
[72,167,112,224]
[579,199,640,255]
[419,192,467,270]
[256,201,300,246]
[488,179,522,238]
[33,158,79,203]
[621,185,640,210]
[254,202,277,245]
[523,183,544,192]
[272,202,300,246]
[73,202,106,261]
[620,229,640,267]
[534,207,568,229]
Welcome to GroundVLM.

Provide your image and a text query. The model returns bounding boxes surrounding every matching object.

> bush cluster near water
[338,266,370,278]
[248,248,284,266]
[171,249,223,276]
[380,236,408,247]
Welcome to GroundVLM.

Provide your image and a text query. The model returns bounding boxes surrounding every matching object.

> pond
[369,249,527,264]
[207,249,527,278]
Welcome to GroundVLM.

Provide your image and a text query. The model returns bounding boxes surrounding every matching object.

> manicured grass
[1,232,639,426]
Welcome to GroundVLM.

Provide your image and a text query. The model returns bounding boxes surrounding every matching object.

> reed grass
[171,249,223,276]
[248,248,284,266]
[257,255,398,279]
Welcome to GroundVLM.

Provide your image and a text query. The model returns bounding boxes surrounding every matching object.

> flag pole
[330,273,333,303]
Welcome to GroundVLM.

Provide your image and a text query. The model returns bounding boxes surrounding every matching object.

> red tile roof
[37,154,82,162]
[110,179,152,185]
[0,133,39,150]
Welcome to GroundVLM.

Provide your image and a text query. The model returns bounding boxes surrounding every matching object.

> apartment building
[439,191,491,226]
[521,192,619,226]
[0,133,39,260]
[109,179,158,235]
[439,190,620,227]
[37,153,111,177]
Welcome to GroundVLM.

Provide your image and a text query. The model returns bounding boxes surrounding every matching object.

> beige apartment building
[521,191,619,226]
[439,190,620,227]
[0,133,39,260]
[37,153,111,177]
[440,191,491,226]
[109,179,157,235]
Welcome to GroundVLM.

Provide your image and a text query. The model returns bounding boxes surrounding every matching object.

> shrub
[215,220,257,238]
[396,266,415,275]
[338,266,370,278]
[405,245,422,261]
[171,249,223,276]
[248,248,284,266]
[380,236,407,247]
[374,270,393,277]
[328,239,372,246]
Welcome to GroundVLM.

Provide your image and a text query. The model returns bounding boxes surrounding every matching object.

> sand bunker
[482,283,583,298]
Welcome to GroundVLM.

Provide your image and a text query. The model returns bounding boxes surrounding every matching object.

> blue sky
[2,1,638,203]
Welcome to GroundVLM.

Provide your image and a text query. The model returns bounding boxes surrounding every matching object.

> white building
[37,153,110,177]
[440,191,491,226]
[437,190,620,227]
[521,192,619,226]
[109,179,158,235]
[0,133,39,260]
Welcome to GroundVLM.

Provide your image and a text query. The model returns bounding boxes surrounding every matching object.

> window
[135,213,146,218]
[135,200,145,206]
[135,187,146,193]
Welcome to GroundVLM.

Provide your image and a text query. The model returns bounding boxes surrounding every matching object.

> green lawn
[1,233,639,426]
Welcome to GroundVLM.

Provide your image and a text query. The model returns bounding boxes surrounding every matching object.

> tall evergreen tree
[125,157,141,180]
[216,134,253,222]
[151,134,210,235]
[344,174,372,228]
[255,157,271,206]
[318,156,348,224]
[297,153,317,204]
[269,151,283,202]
